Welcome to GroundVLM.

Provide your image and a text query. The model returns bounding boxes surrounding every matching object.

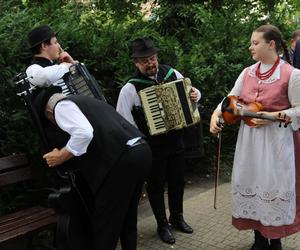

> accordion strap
[162,68,174,83]
[128,67,175,85]
[128,78,154,85]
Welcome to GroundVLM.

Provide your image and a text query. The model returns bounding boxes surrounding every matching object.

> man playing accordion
[117,37,201,245]
[26,25,75,94]
[24,25,151,250]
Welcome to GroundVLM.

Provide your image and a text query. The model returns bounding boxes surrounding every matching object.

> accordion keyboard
[139,78,200,136]
[140,86,167,135]
[54,79,73,96]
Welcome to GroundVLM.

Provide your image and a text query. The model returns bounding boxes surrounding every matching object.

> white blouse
[218,61,300,130]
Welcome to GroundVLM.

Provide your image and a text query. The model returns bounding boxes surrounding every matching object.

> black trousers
[146,137,185,225]
[92,143,151,250]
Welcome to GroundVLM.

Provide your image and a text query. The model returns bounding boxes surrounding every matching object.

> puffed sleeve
[284,68,300,130]
[215,68,247,111]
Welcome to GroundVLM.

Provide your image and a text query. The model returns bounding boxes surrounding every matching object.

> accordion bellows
[139,78,201,136]
[64,63,106,101]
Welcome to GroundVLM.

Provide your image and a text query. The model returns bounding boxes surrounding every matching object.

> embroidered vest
[240,62,293,111]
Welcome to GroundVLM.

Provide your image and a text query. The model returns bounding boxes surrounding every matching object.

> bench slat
[0,207,49,227]
[0,166,32,186]
[0,213,57,242]
[0,211,57,235]
[0,206,57,242]
[0,155,28,172]
[0,207,56,233]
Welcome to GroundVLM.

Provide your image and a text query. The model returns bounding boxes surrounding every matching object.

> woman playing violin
[210,24,300,250]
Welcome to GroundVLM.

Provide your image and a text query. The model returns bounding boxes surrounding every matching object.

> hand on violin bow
[210,110,223,134]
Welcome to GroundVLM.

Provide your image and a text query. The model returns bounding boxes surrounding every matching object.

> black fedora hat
[32,86,63,117]
[129,37,159,58]
[28,25,58,49]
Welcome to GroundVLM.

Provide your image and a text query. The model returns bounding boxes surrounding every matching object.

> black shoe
[270,239,282,250]
[169,214,193,234]
[251,230,269,250]
[250,243,269,250]
[157,224,175,244]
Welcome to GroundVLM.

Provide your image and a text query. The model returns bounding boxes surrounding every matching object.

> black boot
[270,239,282,250]
[250,230,269,250]
[169,214,193,234]
[157,219,175,244]
[146,189,175,244]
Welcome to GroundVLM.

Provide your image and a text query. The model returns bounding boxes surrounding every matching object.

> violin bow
[214,121,223,209]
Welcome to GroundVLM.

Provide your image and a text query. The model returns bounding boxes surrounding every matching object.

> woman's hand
[210,110,223,134]
[250,111,289,127]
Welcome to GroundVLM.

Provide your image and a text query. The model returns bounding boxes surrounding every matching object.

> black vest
[128,65,183,146]
[47,95,144,193]
[30,57,56,67]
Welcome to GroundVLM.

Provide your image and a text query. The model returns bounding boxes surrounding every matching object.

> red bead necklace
[255,56,280,80]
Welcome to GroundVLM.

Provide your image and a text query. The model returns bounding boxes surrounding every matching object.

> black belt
[128,138,147,148]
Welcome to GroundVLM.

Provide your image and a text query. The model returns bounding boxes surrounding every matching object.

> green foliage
[0,0,299,173]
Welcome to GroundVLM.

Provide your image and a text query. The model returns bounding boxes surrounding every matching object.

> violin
[221,95,291,127]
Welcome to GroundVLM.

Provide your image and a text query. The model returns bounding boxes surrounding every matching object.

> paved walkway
[130,181,300,250]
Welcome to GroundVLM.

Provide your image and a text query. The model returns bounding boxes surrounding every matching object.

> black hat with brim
[130,37,159,58]
[28,25,58,49]
[32,86,63,118]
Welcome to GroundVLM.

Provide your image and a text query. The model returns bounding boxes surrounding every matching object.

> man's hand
[190,87,199,102]
[43,148,74,167]
[59,48,76,64]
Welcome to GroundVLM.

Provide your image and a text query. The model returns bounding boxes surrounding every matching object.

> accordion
[15,62,106,150]
[139,78,200,136]
[63,62,106,101]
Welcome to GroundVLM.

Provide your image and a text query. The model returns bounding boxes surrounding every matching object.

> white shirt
[54,100,94,156]
[26,63,72,95]
[116,69,201,127]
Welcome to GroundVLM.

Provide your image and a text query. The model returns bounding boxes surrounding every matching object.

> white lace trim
[248,60,285,84]
[232,185,296,226]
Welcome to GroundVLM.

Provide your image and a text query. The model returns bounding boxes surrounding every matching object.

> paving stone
[128,182,300,250]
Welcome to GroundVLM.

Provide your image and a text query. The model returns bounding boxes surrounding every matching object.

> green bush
[0,0,298,173]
